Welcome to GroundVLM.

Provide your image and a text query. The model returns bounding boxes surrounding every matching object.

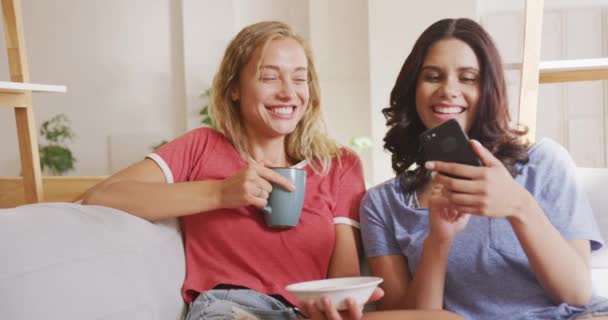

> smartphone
[419,119,482,178]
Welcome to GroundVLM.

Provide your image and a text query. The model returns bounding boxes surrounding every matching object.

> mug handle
[263,205,272,214]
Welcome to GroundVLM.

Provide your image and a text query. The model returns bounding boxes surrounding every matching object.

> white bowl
[285,276,383,311]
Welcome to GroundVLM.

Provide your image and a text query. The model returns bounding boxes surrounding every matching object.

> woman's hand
[300,287,384,320]
[428,183,470,243]
[425,140,531,220]
[218,163,295,209]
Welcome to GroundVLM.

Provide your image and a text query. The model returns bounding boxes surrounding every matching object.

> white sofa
[578,168,608,298]
[0,168,607,320]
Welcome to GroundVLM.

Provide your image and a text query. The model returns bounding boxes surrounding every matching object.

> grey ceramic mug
[263,167,307,228]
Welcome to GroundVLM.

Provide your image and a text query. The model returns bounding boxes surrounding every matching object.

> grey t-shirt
[361,138,606,320]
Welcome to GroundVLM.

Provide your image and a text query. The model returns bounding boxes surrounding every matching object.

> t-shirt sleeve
[146,128,214,183]
[360,189,402,257]
[332,150,366,228]
[529,140,604,251]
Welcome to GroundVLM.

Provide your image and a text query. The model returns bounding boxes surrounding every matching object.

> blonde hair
[210,21,341,174]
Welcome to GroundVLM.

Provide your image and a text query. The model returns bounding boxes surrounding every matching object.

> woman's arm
[369,234,456,310]
[82,159,223,221]
[83,159,295,222]
[327,151,368,278]
[327,224,362,278]
[509,198,592,306]
[368,254,410,310]
[429,140,592,306]
[368,187,469,310]
[369,243,450,310]
[403,237,452,309]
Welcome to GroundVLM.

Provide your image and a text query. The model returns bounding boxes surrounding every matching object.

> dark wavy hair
[382,18,529,192]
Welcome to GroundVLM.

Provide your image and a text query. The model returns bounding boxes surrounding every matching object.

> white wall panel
[569,118,605,167]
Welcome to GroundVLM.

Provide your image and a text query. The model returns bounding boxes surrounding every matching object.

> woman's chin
[267,125,298,138]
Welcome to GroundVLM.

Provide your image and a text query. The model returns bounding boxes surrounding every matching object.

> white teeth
[434,106,463,114]
[271,107,293,114]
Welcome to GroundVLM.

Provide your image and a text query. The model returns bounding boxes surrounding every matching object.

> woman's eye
[423,74,441,82]
[460,72,478,83]
[294,78,307,84]
[261,75,278,81]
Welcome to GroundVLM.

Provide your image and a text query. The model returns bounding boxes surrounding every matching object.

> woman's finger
[368,287,384,302]
[321,297,342,320]
[455,206,482,216]
[470,140,501,167]
[248,196,268,209]
[433,173,483,194]
[426,161,484,180]
[345,298,363,320]
[302,299,324,320]
[256,166,296,192]
[447,193,486,210]
[255,176,273,194]
[246,181,266,199]
[429,195,449,212]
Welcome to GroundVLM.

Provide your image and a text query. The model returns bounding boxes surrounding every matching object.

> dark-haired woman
[360,18,608,320]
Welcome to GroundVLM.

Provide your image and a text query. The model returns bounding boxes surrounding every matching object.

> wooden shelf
[539,58,608,83]
[0,0,70,203]
[0,81,66,107]
[0,81,66,93]
[0,176,106,208]
[505,58,608,83]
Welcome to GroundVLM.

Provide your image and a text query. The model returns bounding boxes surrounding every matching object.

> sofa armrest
[0,203,186,320]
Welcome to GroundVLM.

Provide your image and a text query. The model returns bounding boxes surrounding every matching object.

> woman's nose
[439,79,459,98]
[277,80,296,100]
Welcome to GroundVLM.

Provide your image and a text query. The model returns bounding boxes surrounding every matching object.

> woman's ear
[230,87,240,102]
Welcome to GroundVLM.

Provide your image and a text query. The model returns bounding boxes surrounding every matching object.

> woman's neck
[415,182,433,208]
[247,136,290,167]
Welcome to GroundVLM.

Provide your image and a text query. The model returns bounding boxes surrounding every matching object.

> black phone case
[419,119,483,170]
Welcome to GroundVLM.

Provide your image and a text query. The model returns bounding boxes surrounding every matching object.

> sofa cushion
[577,167,608,298]
[0,203,186,320]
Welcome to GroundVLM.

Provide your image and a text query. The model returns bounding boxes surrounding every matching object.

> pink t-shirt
[147,128,366,305]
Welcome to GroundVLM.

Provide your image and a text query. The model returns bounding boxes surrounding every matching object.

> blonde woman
[84,21,461,320]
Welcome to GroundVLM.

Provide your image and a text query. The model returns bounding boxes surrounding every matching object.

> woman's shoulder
[326,147,362,171]
[525,137,574,169]
[527,138,569,158]
[179,127,231,146]
[517,138,578,186]
[362,177,403,204]
[336,147,359,160]
[186,126,225,139]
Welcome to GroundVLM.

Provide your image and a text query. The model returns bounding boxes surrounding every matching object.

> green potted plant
[39,114,76,175]
[349,136,373,153]
[198,88,216,129]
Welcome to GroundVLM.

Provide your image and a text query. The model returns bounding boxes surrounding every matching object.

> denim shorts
[186,289,304,320]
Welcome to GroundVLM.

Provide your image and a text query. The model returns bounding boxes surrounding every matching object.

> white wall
[479,0,608,15]
[234,0,309,37]
[308,0,372,183]
[0,0,181,175]
[182,0,235,132]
